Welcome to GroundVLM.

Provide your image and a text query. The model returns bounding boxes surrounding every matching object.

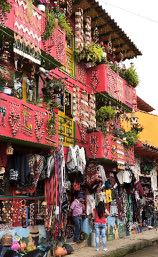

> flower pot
[85,62,95,68]
[37,4,45,12]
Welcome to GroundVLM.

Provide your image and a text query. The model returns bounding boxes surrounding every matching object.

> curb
[94,237,158,257]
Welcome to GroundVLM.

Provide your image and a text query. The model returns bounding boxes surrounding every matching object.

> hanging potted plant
[76,42,104,68]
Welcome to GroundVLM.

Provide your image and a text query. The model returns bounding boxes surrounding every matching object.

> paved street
[126,245,158,257]
[70,230,158,257]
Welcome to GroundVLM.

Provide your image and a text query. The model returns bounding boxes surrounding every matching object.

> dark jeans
[73,216,82,241]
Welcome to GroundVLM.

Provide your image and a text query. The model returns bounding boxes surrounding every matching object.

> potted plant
[122,64,139,87]
[96,106,116,133]
[42,78,64,110]
[96,106,116,122]
[57,12,73,38]
[43,7,73,40]
[123,130,138,148]
[43,9,56,40]
[76,43,104,67]
[49,77,65,94]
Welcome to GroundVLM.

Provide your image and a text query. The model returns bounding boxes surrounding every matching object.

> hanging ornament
[75,8,84,53]
[6,143,14,155]
[130,112,138,126]
[84,16,92,48]
[67,0,72,17]
[93,27,99,43]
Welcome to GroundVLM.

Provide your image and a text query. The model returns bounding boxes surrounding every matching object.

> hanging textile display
[84,16,92,48]
[79,91,89,127]
[66,145,86,174]
[93,27,99,43]
[75,8,84,53]
[88,94,96,128]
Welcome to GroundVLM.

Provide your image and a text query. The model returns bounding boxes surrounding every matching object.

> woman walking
[93,201,109,252]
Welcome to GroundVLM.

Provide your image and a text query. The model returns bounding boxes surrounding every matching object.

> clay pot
[55,246,67,256]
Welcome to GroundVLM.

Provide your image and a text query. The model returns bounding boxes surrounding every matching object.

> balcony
[0,0,66,66]
[86,131,135,166]
[87,64,137,109]
[0,92,58,147]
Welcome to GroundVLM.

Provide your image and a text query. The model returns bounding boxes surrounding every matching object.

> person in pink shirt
[70,195,85,243]
[93,201,110,252]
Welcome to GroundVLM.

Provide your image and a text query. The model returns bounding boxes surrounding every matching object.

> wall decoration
[84,16,92,48]
[21,104,33,136]
[46,113,56,136]
[76,64,87,84]
[34,112,45,142]
[8,111,20,136]
[8,103,21,136]
[75,8,84,53]
[103,135,111,159]
[78,124,87,144]
[90,70,99,91]
[55,34,66,64]
[89,133,99,159]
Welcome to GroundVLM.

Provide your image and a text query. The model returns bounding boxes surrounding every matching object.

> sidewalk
[70,229,158,257]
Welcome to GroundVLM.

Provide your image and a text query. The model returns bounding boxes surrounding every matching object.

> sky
[98,0,158,113]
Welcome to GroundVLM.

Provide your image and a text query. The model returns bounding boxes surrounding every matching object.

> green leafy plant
[96,106,116,134]
[77,43,104,66]
[96,106,116,122]
[43,8,72,40]
[43,9,55,40]
[123,130,138,148]
[133,124,144,133]
[0,0,11,13]
[57,12,73,38]
[122,64,139,87]
[42,78,65,110]
[140,160,154,175]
